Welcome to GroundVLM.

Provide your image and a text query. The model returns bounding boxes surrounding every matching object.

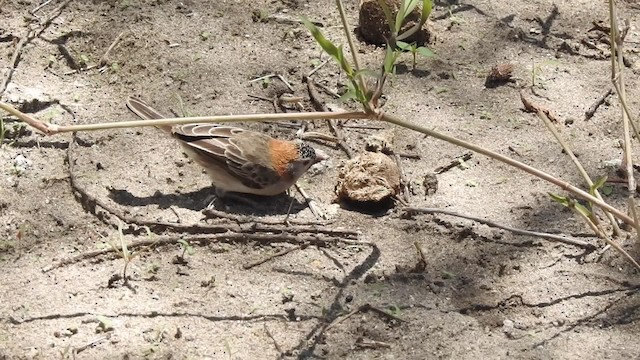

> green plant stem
[335,0,368,104]
[535,108,621,237]
[379,111,636,227]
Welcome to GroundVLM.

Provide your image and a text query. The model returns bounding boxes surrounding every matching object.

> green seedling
[79,54,90,68]
[96,315,114,333]
[531,58,561,89]
[174,93,195,117]
[441,270,456,279]
[177,239,195,261]
[47,55,57,67]
[200,31,211,41]
[252,9,269,22]
[387,304,402,316]
[396,40,435,70]
[447,7,465,26]
[107,220,141,285]
[261,76,271,89]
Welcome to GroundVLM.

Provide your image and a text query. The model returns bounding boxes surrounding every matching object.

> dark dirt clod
[358,0,431,46]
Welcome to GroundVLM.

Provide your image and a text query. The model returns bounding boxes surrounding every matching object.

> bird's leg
[205,187,262,209]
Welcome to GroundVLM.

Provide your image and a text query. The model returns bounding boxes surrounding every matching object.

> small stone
[502,319,515,337]
[14,154,32,170]
[423,172,438,195]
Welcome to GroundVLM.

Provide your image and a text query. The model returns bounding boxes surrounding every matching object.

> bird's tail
[126,97,172,132]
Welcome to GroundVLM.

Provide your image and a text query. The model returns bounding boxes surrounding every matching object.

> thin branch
[584,88,613,120]
[609,3,636,196]
[99,31,128,66]
[0,101,369,135]
[305,76,354,158]
[243,244,304,269]
[380,112,637,229]
[403,207,596,249]
[42,232,371,272]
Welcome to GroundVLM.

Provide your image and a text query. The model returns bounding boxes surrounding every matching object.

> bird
[126,97,326,200]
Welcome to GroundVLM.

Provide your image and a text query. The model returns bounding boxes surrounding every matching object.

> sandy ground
[1,0,640,359]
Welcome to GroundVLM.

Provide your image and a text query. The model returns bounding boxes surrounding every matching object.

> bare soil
[1,0,640,359]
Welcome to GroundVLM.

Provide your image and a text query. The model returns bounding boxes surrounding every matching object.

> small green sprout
[106,220,141,285]
[177,239,195,260]
[96,315,114,333]
[396,41,435,70]
[200,31,211,41]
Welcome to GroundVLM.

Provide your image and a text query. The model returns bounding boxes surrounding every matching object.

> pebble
[14,154,32,172]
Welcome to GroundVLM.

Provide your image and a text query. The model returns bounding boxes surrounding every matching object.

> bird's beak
[315,149,329,162]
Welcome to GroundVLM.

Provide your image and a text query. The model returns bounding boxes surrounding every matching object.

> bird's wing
[173,124,280,189]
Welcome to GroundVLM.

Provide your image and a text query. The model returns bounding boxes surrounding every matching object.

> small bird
[126,97,326,198]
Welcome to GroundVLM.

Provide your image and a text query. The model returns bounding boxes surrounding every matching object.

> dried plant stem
[609,0,640,244]
[535,105,622,237]
[0,102,369,135]
[609,1,635,193]
[575,204,640,271]
[379,112,636,228]
[3,97,636,232]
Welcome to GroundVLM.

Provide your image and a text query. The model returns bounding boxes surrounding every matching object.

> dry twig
[43,232,371,272]
[403,207,597,249]
[243,244,305,269]
[584,88,613,120]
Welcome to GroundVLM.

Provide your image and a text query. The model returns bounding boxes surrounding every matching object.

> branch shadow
[107,187,308,216]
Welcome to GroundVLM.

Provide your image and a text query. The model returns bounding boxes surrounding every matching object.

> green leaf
[601,184,614,196]
[549,193,569,207]
[353,68,379,79]
[589,176,608,196]
[338,88,358,103]
[396,0,421,34]
[573,201,592,218]
[394,1,407,33]
[302,18,352,75]
[383,47,400,73]
[396,40,411,51]
[96,316,113,331]
[416,46,435,57]
[403,0,421,19]
[397,0,433,41]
